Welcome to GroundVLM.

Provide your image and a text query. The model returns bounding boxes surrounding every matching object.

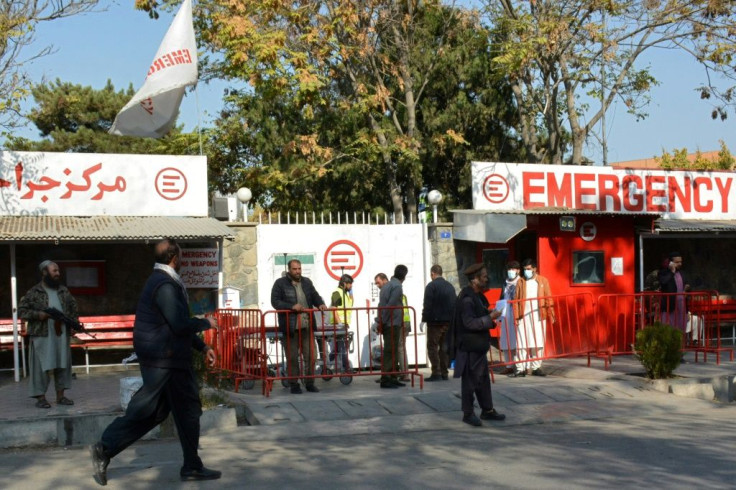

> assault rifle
[44,307,95,337]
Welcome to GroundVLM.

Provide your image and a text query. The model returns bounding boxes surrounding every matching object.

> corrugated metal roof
[655,219,736,232]
[0,216,235,242]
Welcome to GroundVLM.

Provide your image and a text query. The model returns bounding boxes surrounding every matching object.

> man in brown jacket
[512,258,555,377]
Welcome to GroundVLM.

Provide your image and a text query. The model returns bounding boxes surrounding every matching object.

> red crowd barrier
[208,306,422,396]
[595,291,734,364]
[492,292,598,374]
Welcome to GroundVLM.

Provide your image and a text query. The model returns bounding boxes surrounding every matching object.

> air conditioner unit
[213,197,237,221]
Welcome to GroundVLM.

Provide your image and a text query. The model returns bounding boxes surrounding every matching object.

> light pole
[236,187,252,222]
[427,189,443,224]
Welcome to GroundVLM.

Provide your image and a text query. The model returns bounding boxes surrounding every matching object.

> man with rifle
[19,260,79,409]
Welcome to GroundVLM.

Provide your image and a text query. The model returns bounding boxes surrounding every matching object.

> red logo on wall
[155,167,188,201]
[483,174,510,203]
[324,240,364,281]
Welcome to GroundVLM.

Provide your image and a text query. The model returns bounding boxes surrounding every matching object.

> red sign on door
[324,240,364,281]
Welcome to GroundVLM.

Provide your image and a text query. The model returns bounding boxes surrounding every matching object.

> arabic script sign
[0,151,207,216]
[179,248,219,288]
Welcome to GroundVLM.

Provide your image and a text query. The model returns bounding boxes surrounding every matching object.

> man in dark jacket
[271,259,327,394]
[90,239,219,486]
[452,263,506,427]
[658,251,691,332]
[421,264,456,381]
[378,264,407,388]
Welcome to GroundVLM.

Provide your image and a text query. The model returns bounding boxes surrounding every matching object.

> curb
[0,406,237,450]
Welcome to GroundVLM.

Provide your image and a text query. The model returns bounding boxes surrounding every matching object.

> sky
[13,1,736,166]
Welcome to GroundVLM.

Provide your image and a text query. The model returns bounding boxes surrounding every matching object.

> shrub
[635,322,682,379]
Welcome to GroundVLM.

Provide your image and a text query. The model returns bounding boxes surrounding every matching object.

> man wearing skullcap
[451,263,506,426]
[19,260,79,408]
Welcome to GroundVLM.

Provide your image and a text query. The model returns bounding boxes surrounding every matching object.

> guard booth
[453,162,736,351]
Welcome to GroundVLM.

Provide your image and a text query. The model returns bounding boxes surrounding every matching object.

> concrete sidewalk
[0,351,734,449]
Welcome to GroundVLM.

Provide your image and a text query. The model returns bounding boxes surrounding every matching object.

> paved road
[1,374,733,489]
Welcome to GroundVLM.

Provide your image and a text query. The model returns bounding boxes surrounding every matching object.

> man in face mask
[19,260,79,409]
[512,259,555,377]
[498,261,520,376]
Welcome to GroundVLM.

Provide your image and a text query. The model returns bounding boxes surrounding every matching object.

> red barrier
[256,305,422,396]
[208,309,268,394]
[595,291,734,364]
[493,292,597,376]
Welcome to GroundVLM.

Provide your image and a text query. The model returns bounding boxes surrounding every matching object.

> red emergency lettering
[546,173,572,208]
[693,177,713,212]
[645,175,667,212]
[597,174,621,211]
[523,172,545,208]
[622,175,644,211]
[668,176,691,213]
[715,176,732,213]
[574,173,597,210]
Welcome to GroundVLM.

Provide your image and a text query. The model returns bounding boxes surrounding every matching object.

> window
[572,251,604,285]
[482,248,509,289]
[57,260,106,295]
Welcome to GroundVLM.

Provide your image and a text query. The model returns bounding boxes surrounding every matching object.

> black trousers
[101,365,203,470]
[460,351,493,416]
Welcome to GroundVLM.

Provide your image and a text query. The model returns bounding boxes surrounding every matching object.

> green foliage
[193,0,521,214]
[655,140,734,170]
[5,79,196,156]
[485,0,736,165]
[0,1,100,133]
[635,322,682,379]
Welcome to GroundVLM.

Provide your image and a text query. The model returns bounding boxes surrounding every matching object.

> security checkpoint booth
[452,162,736,362]
[0,151,234,381]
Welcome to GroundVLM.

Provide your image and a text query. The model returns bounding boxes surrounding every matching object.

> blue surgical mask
[524,269,533,279]
[507,270,518,280]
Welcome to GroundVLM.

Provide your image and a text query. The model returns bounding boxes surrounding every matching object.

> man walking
[19,260,79,408]
[378,265,407,388]
[90,239,220,485]
[421,264,456,381]
[271,259,327,394]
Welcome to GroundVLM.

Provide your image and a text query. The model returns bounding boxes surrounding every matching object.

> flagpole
[195,84,203,156]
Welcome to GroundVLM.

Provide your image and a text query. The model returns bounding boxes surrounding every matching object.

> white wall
[256,224,429,366]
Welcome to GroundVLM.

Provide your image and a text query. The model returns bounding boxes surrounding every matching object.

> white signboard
[257,224,429,367]
[0,151,208,216]
[472,162,736,220]
[179,248,219,288]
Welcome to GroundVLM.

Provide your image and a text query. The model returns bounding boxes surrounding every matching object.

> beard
[43,275,61,289]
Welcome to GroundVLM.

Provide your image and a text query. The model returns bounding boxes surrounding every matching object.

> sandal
[57,397,74,406]
[35,398,51,409]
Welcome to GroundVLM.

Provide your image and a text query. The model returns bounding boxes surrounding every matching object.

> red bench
[0,319,27,376]
[73,314,136,373]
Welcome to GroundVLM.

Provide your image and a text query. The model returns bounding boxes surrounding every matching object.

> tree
[5,79,197,155]
[485,0,736,165]
[139,1,521,216]
[0,1,100,134]
[656,140,734,170]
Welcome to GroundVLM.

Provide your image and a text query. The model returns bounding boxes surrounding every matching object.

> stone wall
[222,223,259,308]
[427,223,476,290]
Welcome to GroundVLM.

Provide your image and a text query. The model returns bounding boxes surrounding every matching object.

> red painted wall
[535,215,637,297]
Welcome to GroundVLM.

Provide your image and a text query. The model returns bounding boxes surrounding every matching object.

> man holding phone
[658,251,691,332]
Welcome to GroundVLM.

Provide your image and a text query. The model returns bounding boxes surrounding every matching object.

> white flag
[110,0,197,138]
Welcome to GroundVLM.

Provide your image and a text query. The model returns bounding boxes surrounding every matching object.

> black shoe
[380,382,398,389]
[305,384,319,393]
[510,370,526,378]
[425,375,442,382]
[180,466,222,481]
[90,442,110,486]
[391,380,406,387]
[480,409,506,421]
[441,374,449,380]
[462,414,482,427]
[531,368,547,377]
[290,385,303,394]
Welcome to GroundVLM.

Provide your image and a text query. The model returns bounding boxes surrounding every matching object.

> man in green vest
[327,274,354,373]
